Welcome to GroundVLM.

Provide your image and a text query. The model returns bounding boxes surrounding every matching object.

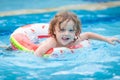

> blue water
[0,7,120,80]
[0,0,119,12]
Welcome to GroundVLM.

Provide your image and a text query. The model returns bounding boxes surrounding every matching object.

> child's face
[54,20,76,46]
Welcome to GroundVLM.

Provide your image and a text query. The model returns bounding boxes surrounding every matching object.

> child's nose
[64,31,69,35]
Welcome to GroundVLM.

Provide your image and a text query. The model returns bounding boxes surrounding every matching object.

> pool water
[0,7,120,80]
[0,0,119,12]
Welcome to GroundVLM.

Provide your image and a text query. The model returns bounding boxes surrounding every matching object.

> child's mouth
[62,37,70,40]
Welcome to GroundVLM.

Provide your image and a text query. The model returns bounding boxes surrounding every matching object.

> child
[34,11,120,57]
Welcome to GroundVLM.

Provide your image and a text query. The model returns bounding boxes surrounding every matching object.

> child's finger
[116,40,120,43]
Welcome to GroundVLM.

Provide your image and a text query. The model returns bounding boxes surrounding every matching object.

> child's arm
[81,32,120,45]
[34,37,56,57]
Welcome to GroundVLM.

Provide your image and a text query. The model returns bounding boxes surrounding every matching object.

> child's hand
[107,37,120,45]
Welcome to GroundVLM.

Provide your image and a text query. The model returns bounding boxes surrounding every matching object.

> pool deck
[0,1,120,17]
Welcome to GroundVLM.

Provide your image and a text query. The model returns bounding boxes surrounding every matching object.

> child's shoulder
[47,37,56,41]
[46,37,57,44]
[40,37,57,48]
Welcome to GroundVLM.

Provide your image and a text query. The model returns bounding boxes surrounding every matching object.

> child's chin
[61,42,69,46]
[61,40,72,45]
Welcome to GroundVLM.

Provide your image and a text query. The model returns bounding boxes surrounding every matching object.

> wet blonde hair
[49,11,81,39]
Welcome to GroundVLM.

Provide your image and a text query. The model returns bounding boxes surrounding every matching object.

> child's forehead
[61,20,75,27]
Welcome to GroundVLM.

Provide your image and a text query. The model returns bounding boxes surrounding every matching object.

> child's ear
[75,32,79,36]
[75,31,80,37]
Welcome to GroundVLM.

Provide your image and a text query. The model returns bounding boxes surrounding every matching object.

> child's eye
[69,29,74,32]
[60,29,65,32]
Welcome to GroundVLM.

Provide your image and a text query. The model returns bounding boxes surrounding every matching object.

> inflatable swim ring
[10,23,90,57]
